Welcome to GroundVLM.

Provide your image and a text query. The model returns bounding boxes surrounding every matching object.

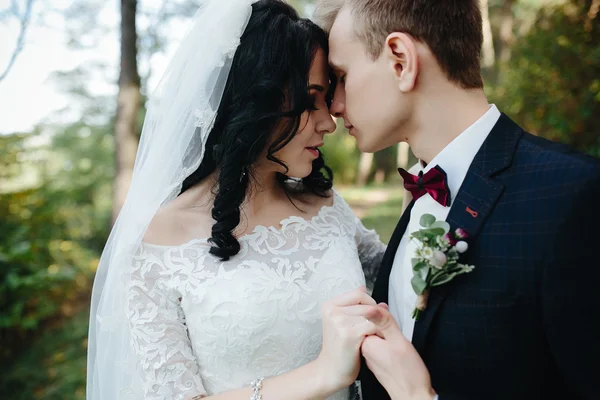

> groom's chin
[352,134,369,152]
[355,138,386,154]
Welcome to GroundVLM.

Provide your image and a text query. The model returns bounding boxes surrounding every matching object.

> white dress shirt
[388,105,501,341]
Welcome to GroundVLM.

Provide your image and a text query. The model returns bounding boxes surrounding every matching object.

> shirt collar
[420,104,501,205]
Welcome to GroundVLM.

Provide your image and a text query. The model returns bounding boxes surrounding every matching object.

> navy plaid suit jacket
[360,114,600,400]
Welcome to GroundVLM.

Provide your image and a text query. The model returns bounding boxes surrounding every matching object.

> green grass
[359,195,404,244]
[338,185,405,243]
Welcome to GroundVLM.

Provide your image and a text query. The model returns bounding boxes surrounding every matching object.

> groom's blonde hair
[314,0,484,89]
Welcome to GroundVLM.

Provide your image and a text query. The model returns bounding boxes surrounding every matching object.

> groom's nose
[329,85,345,118]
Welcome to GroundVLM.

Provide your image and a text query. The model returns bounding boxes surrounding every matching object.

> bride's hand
[315,287,380,391]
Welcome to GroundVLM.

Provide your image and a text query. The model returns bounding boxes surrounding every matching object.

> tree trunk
[499,0,516,63]
[481,0,496,69]
[374,169,385,184]
[586,0,600,31]
[396,142,410,170]
[112,0,141,223]
[356,152,373,186]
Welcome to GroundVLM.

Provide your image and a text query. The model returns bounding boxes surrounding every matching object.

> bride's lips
[305,143,323,158]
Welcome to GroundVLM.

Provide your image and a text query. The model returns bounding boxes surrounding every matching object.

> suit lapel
[372,200,415,304]
[411,113,523,355]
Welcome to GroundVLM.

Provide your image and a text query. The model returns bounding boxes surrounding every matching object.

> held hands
[361,303,436,400]
[316,287,381,390]
[318,287,435,400]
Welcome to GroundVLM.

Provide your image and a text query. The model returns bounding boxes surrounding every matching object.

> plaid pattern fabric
[361,114,600,400]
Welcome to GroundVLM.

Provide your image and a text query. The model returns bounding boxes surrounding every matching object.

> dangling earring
[239,166,248,183]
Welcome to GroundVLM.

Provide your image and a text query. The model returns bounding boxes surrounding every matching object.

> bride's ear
[384,32,418,93]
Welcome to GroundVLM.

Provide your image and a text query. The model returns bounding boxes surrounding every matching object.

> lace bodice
[126,191,386,399]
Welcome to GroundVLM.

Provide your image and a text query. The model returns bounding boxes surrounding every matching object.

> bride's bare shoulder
[143,185,214,246]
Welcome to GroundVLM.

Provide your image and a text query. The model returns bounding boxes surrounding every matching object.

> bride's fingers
[340,304,382,319]
[328,288,377,307]
[333,315,373,333]
[348,316,379,338]
[337,308,400,340]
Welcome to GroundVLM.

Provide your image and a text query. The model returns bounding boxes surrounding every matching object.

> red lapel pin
[466,207,478,218]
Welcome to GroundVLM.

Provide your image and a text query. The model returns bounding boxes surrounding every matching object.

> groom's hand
[361,304,436,400]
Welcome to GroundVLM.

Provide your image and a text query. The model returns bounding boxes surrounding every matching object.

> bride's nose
[317,113,336,135]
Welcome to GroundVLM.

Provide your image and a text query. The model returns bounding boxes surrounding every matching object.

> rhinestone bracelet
[250,377,264,400]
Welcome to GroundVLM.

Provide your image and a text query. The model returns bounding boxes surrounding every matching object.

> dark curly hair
[179,0,334,261]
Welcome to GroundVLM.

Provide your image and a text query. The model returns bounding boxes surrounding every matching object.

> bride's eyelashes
[309,93,329,111]
[309,94,319,111]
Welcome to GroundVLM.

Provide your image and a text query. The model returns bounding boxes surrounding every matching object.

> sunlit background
[0,0,598,398]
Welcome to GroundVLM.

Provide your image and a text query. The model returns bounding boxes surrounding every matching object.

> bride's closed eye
[308,94,320,111]
[308,84,329,111]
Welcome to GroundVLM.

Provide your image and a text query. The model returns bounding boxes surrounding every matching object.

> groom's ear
[384,33,418,93]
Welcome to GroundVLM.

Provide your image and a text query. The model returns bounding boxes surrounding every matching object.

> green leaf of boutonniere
[430,220,450,233]
[412,260,428,272]
[411,274,427,295]
[419,214,436,228]
[430,271,459,286]
[411,228,446,241]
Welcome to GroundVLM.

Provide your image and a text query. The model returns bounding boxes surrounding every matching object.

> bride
[87,1,386,399]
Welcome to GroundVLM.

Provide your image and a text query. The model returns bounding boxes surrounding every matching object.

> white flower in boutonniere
[421,247,434,259]
[409,214,475,320]
[435,235,451,251]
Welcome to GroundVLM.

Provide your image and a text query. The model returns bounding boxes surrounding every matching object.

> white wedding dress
[126,190,386,400]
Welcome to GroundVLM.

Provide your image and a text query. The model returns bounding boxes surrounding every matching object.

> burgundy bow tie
[398,165,451,207]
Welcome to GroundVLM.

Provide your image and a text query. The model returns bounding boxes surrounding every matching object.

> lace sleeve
[354,217,387,292]
[127,245,206,400]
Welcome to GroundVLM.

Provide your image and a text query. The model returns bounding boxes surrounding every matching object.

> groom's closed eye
[329,63,346,84]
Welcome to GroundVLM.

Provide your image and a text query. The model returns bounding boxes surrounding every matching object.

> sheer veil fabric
[86,1,258,398]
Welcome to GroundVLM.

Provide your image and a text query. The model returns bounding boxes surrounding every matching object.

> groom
[315,0,600,399]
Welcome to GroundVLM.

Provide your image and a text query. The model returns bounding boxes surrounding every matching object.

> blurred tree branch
[481,0,496,68]
[586,0,599,30]
[0,0,35,82]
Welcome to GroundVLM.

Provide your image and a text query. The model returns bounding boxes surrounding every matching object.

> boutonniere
[410,214,475,320]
